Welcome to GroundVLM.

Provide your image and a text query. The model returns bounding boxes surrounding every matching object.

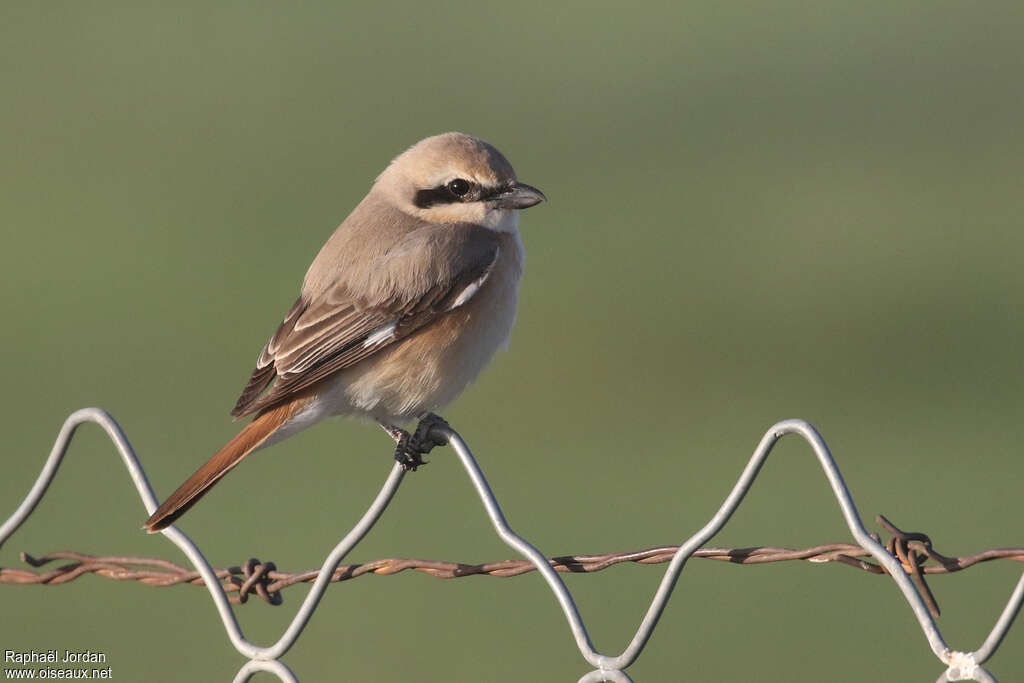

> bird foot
[382,413,450,471]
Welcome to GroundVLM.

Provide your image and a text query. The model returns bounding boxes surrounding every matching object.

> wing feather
[230,225,500,418]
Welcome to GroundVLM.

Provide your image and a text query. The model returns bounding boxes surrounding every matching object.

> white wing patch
[448,246,500,311]
[362,321,398,348]
[359,245,499,349]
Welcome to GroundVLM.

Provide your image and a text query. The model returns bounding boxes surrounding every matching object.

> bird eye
[447,178,471,197]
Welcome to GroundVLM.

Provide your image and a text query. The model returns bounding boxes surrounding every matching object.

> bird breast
[321,229,524,423]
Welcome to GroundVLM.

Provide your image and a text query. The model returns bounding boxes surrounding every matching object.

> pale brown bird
[144,132,544,532]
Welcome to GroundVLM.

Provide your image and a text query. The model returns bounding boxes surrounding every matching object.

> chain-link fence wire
[2,408,1022,682]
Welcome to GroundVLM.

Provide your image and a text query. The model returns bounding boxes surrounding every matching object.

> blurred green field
[2,1,1023,681]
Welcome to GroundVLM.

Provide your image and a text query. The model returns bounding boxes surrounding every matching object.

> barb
[5,519,1021,613]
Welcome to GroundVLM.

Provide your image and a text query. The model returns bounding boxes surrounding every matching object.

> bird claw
[390,413,450,471]
[392,432,424,471]
[413,413,449,451]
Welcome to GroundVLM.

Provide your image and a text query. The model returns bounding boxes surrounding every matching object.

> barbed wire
[3,409,1022,682]
[5,515,1022,619]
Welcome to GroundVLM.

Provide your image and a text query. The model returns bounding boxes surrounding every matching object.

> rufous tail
[143,398,308,532]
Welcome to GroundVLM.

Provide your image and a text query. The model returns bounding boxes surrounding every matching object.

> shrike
[144,132,544,532]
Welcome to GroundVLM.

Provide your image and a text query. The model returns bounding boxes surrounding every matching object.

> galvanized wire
[233,660,298,683]
[2,408,1022,682]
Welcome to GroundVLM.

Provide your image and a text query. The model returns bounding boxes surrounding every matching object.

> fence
[2,408,1022,682]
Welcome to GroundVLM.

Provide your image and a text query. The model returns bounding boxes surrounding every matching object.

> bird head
[376,132,546,232]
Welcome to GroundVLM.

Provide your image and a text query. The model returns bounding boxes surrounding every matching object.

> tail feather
[143,398,308,532]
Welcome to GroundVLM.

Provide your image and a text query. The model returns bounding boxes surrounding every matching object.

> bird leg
[378,413,450,471]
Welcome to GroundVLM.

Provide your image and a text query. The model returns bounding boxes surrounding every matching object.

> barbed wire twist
[2,408,1023,683]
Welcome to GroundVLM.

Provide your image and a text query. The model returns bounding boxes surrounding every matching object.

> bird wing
[230,224,501,417]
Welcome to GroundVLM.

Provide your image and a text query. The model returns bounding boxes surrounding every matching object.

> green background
[2,2,1022,681]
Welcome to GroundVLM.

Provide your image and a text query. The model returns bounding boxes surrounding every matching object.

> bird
[143,132,545,532]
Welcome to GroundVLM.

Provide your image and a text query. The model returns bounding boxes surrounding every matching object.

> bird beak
[493,182,547,210]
